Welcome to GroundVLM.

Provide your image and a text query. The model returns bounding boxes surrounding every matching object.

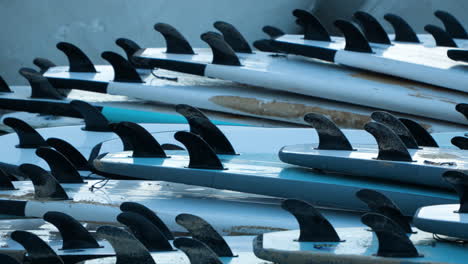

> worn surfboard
[94,149,457,215]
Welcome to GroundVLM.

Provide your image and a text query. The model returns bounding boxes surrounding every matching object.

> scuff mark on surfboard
[349,71,460,97]
[408,92,457,105]
[418,153,460,159]
[224,225,288,236]
[209,96,371,129]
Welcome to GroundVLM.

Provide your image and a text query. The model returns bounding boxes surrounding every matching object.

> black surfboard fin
[456,103,468,120]
[371,111,419,149]
[46,138,90,171]
[448,49,468,63]
[383,14,420,43]
[43,211,100,249]
[451,136,468,150]
[11,230,64,264]
[399,118,438,147]
[362,213,419,258]
[176,104,236,155]
[108,123,133,151]
[154,23,195,54]
[214,21,252,53]
[18,164,69,200]
[88,143,103,162]
[354,11,391,44]
[201,32,242,66]
[97,226,156,264]
[56,42,97,73]
[443,171,468,213]
[3,117,48,148]
[364,122,413,162]
[176,213,234,257]
[70,100,111,132]
[174,131,225,170]
[117,212,173,251]
[304,113,354,150]
[116,38,141,61]
[0,76,12,93]
[253,39,280,52]
[356,189,412,233]
[174,237,223,264]
[33,57,57,73]
[0,254,21,264]
[434,10,468,39]
[36,147,84,184]
[0,77,11,93]
[112,122,167,158]
[424,25,458,47]
[19,68,65,100]
[282,199,341,242]
[161,143,184,150]
[292,9,331,41]
[101,51,143,83]
[334,20,373,53]
[262,25,285,39]
[120,202,174,240]
[0,168,15,190]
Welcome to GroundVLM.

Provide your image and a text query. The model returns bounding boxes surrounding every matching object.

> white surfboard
[279,144,466,190]
[94,147,457,215]
[0,179,362,235]
[413,171,468,240]
[270,19,468,94]
[254,227,468,263]
[268,9,468,49]
[132,44,468,126]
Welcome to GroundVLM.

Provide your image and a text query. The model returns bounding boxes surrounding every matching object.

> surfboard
[94,129,458,215]
[266,9,468,49]
[2,226,262,264]
[0,175,363,235]
[254,226,468,263]
[0,210,263,264]
[248,196,468,263]
[413,171,468,240]
[128,23,468,126]
[268,15,468,94]
[0,72,245,128]
[279,119,467,190]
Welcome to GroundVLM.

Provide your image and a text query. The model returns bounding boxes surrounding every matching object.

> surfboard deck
[276,33,468,49]
[255,229,468,263]
[133,47,468,126]
[0,179,363,235]
[94,151,457,215]
[414,204,468,240]
[271,34,468,93]
[278,144,467,189]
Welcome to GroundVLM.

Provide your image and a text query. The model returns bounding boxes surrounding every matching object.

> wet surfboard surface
[95,150,457,215]
[278,144,467,189]
[255,229,468,264]
[272,30,468,93]
[0,179,362,234]
[414,204,468,240]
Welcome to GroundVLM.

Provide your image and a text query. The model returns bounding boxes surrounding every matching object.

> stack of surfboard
[0,10,467,132]
[1,7,468,264]
[0,182,467,263]
[0,102,465,262]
